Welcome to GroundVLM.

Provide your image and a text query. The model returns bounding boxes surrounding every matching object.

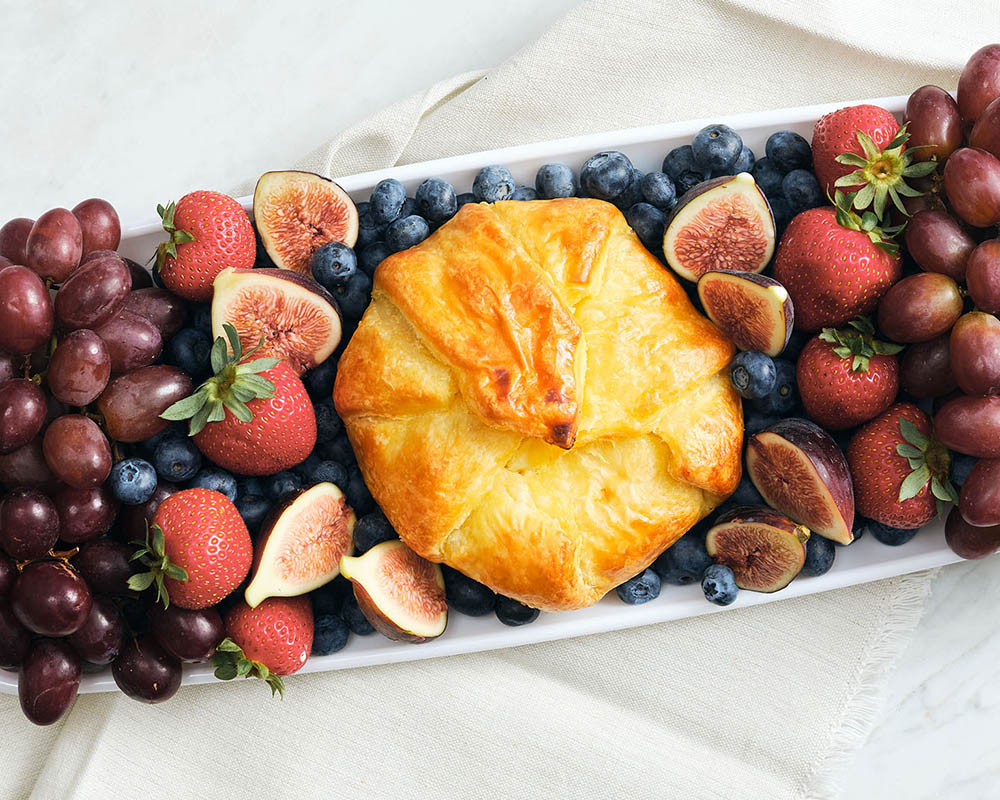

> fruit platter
[3,44,1000,726]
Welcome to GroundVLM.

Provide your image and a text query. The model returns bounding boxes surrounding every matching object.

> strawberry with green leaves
[155,190,256,301]
[213,597,314,696]
[797,317,902,431]
[847,403,959,530]
[161,323,316,476]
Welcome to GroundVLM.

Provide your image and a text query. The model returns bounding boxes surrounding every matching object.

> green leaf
[235,358,281,375]
[835,153,868,166]
[237,659,253,676]
[854,182,875,211]
[930,476,952,503]
[214,663,239,681]
[860,211,878,232]
[128,572,155,591]
[229,384,256,404]
[871,340,904,355]
[210,336,229,375]
[899,416,929,449]
[215,638,243,653]
[222,395,253,422]
[898,464,931,502]
[833,346,853,358]
[207,401,227,424]
[894,181,923,197]
[268,675,285,699]
[886,127,910,150]
[189,401,214,436]
[835,170,868,188]
[873,185,888,221]
[164,564,189,581]
[174,230,195,245]
[151,525,165,555]
[161,391,209,421]
[818,329,838,344]
[903,161,938,178]
[887,186,908,217]
[851,354,866,372]
[896,443,924,459]
[224,323,242,358]
[855,129,882,160]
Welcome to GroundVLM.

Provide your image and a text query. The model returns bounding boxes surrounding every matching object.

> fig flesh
[244,482,356,608]
[211,267,342,375]
[339,539,447,643]
[706,505,809,592]
[663,172,775,282]
[697,270,793,356]
[253,170,359,275]
[746,418,855,544]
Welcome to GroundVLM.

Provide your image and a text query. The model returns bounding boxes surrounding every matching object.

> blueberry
[653,524,714,585]
[317,430,355,465]
[153,436,202,483]
[662,145,710,192]
[731,472,764,505]
[625,202,667,252]
[310,460,348,487]
[535,163,577,199]
[676,171,708,195]
[303,358,337,400]
[310,577,350,616]
[850,516,868,543]
[729,351,777,399]
[495,595,540,626]
[189,304,213,335]
[353,509,397,553]
[473,165,516,203]
[769,196,795,234]
[456,192,477,208]
[802,535,837,576]
[869,521,919,546]
[385,214,430,253]
[751,157,786,200]
[692,124,743,173]
[702,564,739,606]
[164,328,212,381]
[639,171,677,211]
[782,328,810,361]
[509,185,537,201]
[189,467,238,502]
[369,178,407,225]
[358,241,392,278]
[580,151,634,201]
[751,358,798,415]
[311,241,357,292]
[415,177,458,222]
[237,476,266,498]
[333,270,372,321]
[613,169,644,211]
[264,470,302,500]
[744,409,779,437]
[782,169,824,213]
[442,565,495,616]
[341,594,375,635]
[616,568,661,605]
[951,452,977,488]
[312,613,350,655]
[355,207,387,249]
[766,130,812,174]
[344,466,375,516]
[152,267,166,288]
[730,145,756,174]
[139,424,182,458]
[235,494,271,534]
[109,457,158,505]
[313,401,343,442]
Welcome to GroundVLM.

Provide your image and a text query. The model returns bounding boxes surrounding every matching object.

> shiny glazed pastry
[334,198,742,611]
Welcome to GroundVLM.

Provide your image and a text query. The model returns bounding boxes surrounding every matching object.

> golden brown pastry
[334,198,741,611]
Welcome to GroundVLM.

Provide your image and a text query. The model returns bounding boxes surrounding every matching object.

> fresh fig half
[253,170,359,274]
[339,540,447,643]
[211,267,342,375]
[746,418,856,544]
[663,172,775,282]
[244,482,356,608]
[697,270,793,355]
[706,505,809,592]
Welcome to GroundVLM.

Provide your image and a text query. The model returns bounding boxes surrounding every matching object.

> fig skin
[706,505,809,592]
[697,270,793,356]
[747,418,855,544]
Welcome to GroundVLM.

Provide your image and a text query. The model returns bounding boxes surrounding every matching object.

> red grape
[53,254,131,331]
[958,43,1000,123]
[150,604,224,663]
[0,437,59,491]
[946,505,1000,559]
[0,489,60,560]
[903,210,975,282]
[877,272,963,343]
[47,330,111,407]
[71,198,121,256]
[74,538,135,595]
[934,395,1000,457]
[97,366,193,443]
[970,97,1000,160]
[0,554,14,598]
[95,310,162,373]
[68,595,124,665]
[124,288,185,339]
[42,415,111,488]
[958,457,1000,527]
[0,603,30,670]
[943,148,1000,227]
[26,208,83,283]
[112,635,182,704]
[0,350,21,385]
[117,482,177,542]
[0,266,54,355]
[0,218,34,265]
[966,240,1000,314]
[11,560,92,636]
[18,639,81,725]
[80,248,122,267]
[903,85,963,162]
[53,484,118,544]
[0,378,47,454]
[900,335,957,398]
[950,312,1000,396]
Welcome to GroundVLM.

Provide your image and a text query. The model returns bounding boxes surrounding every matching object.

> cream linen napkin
[3,2,989,798]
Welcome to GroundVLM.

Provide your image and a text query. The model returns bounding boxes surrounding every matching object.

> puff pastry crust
[334,198,741,611]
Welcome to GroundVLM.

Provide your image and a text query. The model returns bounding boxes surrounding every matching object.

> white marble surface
[2,1,998,795]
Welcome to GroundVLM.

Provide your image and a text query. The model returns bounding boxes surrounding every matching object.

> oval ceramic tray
[0,94,964,694]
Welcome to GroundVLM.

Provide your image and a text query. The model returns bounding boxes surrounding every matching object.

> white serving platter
[0,94,966,695]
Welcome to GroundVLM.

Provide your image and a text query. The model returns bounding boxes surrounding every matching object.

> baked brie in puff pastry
[333,198,742,611]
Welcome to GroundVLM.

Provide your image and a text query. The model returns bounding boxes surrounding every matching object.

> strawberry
[812,105,936,220]
[161,323,316,475]
[773,194,902,332]
[155,190,255,302]
[846,402,958,529]
[213,597,314,695]
[797,317,902,430]
[129,487,252,609]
